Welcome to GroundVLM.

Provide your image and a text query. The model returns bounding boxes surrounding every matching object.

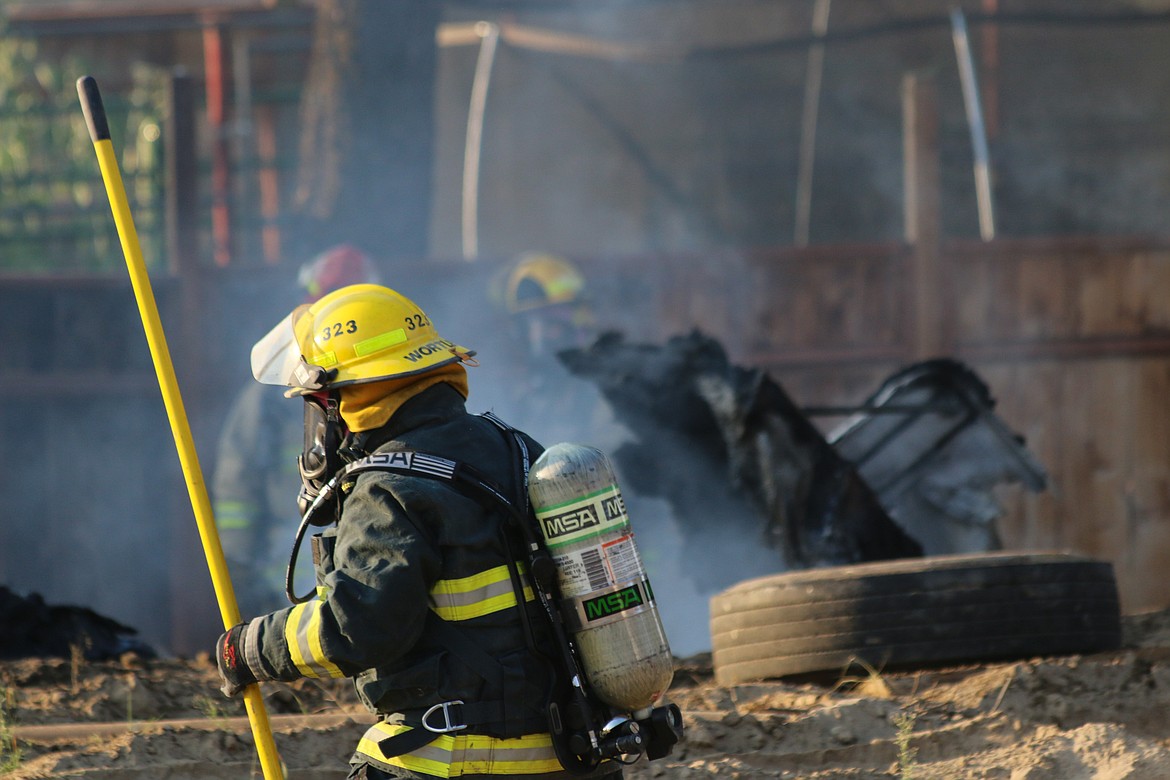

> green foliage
[893,710,918,779]
[0,686,21,773]
[193,694,230,722]
[0,19,168,273]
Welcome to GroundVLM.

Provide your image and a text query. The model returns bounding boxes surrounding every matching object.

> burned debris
[826,358,1048,556]
[560,331,1047,584]
[0,586,156,661]
[559,331,923,585]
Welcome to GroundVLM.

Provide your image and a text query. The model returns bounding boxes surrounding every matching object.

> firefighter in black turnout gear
[214,284,624,779]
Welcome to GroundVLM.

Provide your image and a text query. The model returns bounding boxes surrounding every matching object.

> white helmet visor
[250,305,311,386]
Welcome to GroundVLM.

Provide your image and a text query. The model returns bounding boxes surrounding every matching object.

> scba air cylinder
[528,442,674,714]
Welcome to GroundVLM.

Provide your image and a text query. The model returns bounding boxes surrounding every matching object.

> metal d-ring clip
[421,700,467,733]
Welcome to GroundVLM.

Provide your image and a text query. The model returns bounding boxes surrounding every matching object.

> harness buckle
[421,700,467,733]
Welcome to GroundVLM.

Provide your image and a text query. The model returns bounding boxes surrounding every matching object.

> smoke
[420,266,746,658]
[0,287,180,655]
[624,493,784,659]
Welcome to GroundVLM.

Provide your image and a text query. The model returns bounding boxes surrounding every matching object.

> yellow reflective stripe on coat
[356,721,564,777]
[284,597,345,678]
[430,564,533,622]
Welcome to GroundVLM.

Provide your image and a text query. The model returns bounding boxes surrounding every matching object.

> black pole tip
[76,75,111,142]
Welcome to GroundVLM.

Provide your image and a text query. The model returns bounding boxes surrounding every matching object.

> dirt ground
[5,609,1170,779]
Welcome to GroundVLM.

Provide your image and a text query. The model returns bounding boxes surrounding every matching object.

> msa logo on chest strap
[337,450,513,509]
[301,450,463,523]
[350,450,458,481]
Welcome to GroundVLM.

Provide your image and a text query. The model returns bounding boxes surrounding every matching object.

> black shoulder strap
[478,414,610,774]
[300,446,522,525]
[287,447,519,604]
[300,412,535,526]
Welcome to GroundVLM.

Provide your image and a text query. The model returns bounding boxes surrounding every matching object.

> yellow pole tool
[76,75,285,780]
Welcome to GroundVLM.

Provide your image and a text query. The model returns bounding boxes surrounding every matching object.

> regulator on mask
[297,392,346,518]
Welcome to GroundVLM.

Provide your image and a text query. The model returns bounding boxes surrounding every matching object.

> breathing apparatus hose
[285,513,318,605]
[77,76,285,780]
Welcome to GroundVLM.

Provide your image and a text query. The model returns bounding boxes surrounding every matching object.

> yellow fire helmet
[495,252,586,314]
[250,283,475,395]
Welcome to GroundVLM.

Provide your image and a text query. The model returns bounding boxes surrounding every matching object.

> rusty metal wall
[576,238,1170,616]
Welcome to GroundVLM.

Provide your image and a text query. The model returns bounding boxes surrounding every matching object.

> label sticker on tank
[552,532,648,595]
[554,548,609,593]
[601,533,645,583]
[535,484,629,548]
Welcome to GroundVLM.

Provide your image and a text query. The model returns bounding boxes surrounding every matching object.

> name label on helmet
[402,338,456,363]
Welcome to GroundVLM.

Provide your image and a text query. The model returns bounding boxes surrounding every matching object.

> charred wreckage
[559,330,1047,592]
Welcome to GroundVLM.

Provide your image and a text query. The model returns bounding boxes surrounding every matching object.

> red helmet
[298,245,380,302]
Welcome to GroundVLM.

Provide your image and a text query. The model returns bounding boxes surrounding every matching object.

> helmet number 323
[320,320,358,341]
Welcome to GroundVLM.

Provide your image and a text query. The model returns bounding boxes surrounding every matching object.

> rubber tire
[709,552,1122,685]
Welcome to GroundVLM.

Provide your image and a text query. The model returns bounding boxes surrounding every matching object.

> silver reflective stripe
[284,599,344,678]
[430,564,533,621]
[243,618,265,676]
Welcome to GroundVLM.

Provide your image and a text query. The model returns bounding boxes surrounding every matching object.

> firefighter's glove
[215,622,257,697]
